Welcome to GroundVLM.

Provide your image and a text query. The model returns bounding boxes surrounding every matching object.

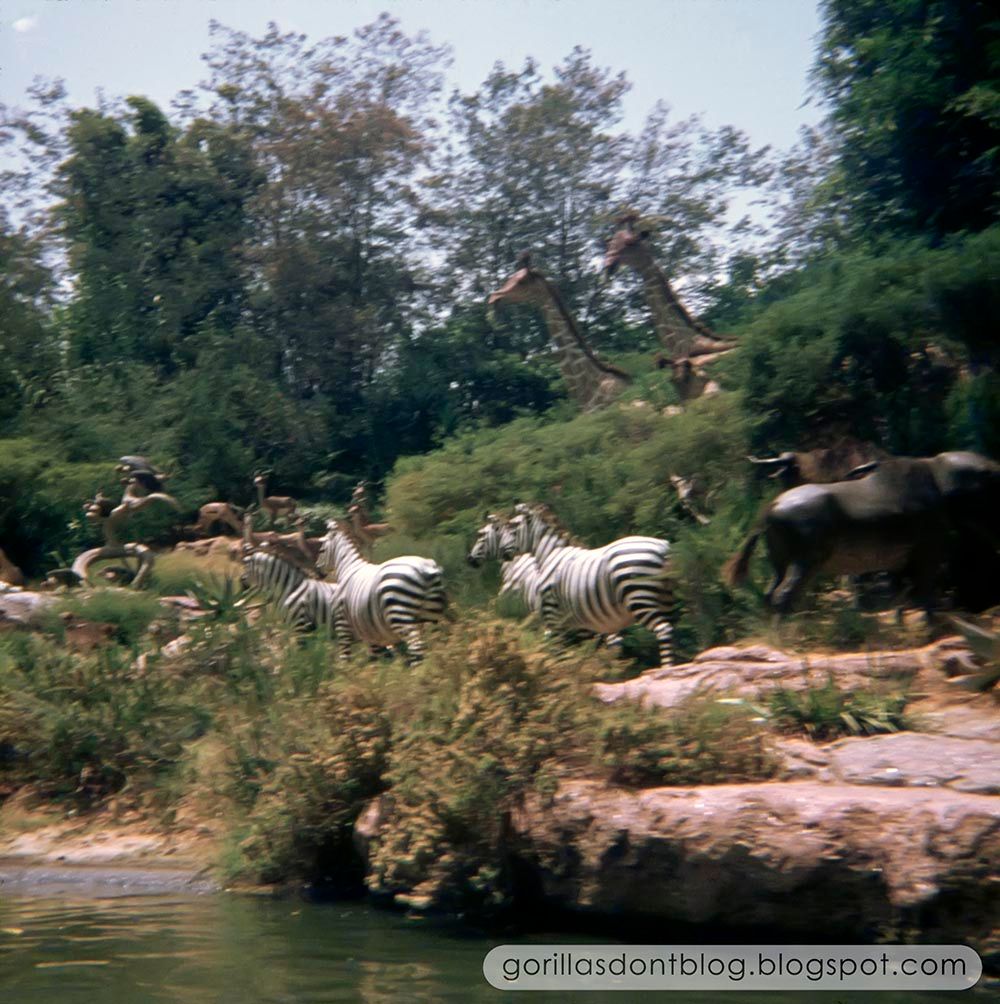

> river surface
[0,882,986,1003]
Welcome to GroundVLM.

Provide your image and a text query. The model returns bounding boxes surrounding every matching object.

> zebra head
[499,510,528,559]
[468,512,507,567]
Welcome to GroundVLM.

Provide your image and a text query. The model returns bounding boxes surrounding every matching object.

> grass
[766,676,912,740]
[150,549,239,596]
[43,589,165,646]
[0,567,931,911]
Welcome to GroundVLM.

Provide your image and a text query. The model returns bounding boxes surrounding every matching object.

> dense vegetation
[0,1,997,898]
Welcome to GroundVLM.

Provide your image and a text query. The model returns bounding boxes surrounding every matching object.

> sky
[2,0,824,154]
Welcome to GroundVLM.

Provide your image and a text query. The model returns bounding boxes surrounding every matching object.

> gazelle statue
[253,473,297,528]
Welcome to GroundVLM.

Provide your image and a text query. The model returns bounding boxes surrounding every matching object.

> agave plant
[186,574,255,623]
[946,614,1000,692]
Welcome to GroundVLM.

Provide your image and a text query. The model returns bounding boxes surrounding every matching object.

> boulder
[510,779,1000,954]
[0,590,57,627]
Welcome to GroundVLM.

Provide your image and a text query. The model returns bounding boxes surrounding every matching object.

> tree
[816,0,1000,240]
[55,97,260,372]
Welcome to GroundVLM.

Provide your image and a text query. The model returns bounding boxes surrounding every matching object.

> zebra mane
[329,518,369,555]
[250,539,320,578]
[519,502,582,546]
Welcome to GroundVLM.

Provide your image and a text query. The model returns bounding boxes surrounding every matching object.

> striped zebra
[499,502,675,667]
[240,546,341,633]
[467,513,508,566]
[499,551,624,651]
[318,520,448,663]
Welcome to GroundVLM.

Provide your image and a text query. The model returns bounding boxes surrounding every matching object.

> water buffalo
[746,441,885,490]
[724,451,1000,615]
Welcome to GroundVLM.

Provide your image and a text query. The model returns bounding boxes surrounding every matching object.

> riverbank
[1,592,997,969]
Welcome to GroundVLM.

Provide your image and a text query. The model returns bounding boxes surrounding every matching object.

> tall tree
[817,0,1000,240]
[55,97,260,371]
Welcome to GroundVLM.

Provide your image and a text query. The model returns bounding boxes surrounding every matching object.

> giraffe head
[488,252,547,307]
[604,213,652,276]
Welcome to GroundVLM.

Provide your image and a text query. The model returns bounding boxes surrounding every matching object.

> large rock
[595,637,1000,742]
[510,779,1000,953]
[594,641,948,708]
[0,590,57,627]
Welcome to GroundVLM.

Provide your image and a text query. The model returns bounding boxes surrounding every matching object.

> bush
[47,590,165,647]
[0,635,209,802]
[766,678,911,740]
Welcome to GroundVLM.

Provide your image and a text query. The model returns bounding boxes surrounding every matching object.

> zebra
[499,550,624,652]
[240,546,342,633]
[318,520,448,663]
[499,502,675,667]
[466,512,508,566]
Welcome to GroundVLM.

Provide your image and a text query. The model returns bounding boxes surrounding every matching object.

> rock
[509,779,1000,953]
[823,733,1000,795]
[0,591,57,627]
[594,641,943,709]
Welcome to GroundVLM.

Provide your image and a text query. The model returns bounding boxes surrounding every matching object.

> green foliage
[0,437,116,575]
[766,677,911,741]
[185,574,252,624]
[817,0,1000,239]
[49,590,164,646]
[945,614,1000,692]
[237,682,391,887]
[728,232,1000,455]
[0,634,208,802]
[593,694,775,788]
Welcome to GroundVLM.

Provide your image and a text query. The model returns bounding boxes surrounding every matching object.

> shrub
[766,677,911,740]
[0,635,209,802]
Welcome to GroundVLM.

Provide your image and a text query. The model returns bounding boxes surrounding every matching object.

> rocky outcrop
[510,779,999,953]
[0,590,57,628]
[354,635,999,957]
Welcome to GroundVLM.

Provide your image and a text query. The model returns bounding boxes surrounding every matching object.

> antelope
[192,502,244,537]
[254,473,297,527]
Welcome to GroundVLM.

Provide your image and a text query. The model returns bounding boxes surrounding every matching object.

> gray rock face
[509,779,999,949]
[354,636,1000,957]
[0,590,57,626]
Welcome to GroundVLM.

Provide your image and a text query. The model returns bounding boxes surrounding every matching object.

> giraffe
[604,214,736,361]
[489,254,631,413]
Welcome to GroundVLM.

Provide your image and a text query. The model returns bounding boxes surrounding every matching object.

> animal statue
[467,512,509,567]
[746,441,886,490]
[484,503,676,668]
[348,503,393,555]
[604,214,735,359]
[318,520,448,664]
[499,550,624,650]
[192,502,245,537]
[723,451,1000,616]
[253,473,297,528]
[489,253,631,413]
[241,511,321,565]
[241,545,341,633]
[0,547,25,586]
[116,455,169,495]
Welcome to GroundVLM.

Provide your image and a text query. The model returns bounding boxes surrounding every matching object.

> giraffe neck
[535,281,629,411]
[630,253,722,355]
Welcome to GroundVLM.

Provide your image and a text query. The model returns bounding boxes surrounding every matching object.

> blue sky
[3,0,823,152]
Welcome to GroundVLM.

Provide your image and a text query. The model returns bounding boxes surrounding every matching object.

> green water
[0,891,985,1003]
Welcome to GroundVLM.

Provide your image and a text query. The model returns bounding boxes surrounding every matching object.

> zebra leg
[333,610,354,661]
[627,603,674,668]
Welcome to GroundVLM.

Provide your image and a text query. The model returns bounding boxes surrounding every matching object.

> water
[0,886,986,1003]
